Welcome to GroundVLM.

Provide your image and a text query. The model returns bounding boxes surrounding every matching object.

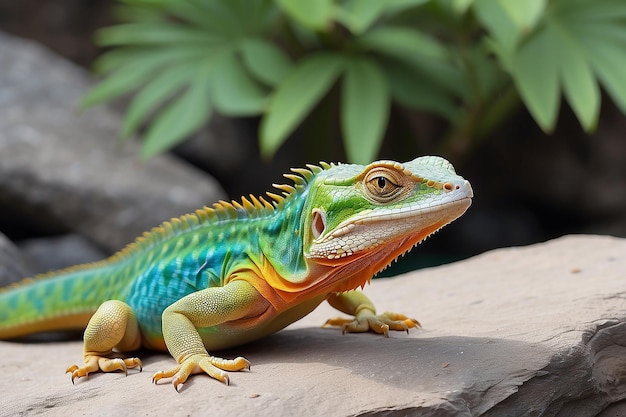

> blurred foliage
[83,0,626,163]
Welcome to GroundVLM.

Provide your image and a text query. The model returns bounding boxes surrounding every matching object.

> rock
[17,234,107,275]
[0,31,227,253]
[0,232,34,287]
[1,235,624,416]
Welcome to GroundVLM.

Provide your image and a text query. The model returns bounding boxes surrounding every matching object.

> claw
[153,353,248,389]
[116,359,128,377]
[325,311,420,336]
[66,354,142,384]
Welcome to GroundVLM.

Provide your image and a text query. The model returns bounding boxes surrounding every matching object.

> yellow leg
[152,280,267,391]
[66,300,142,383]
[324,291,420,336]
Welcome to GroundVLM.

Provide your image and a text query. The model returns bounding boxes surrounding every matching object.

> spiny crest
[118,162,333,257]
[0,162,335,291]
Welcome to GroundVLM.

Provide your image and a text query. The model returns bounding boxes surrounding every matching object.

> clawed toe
[323,311,420,336]
[152,354,250,390]
[66,355,142,383]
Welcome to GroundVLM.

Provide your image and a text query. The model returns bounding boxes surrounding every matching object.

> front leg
[324,291,420,336]
[152,280,268,391]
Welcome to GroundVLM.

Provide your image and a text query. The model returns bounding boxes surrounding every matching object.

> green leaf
[509,29,560,132]
[169,0,276,37]
[383,0,430,12]
[558,0,626,22]
[474,0,547,54]
[92,46,209,75]
[341,57,390,164]
[583,35,626,115]
[356,26,465,96]
[551,25,600,131]
[141,71,212,159]
[275,0,334,31]
[211,49,268,116]
[473,0,521,52]
[85,45,215,108]
[462,42,508,102]
[571,15,626,114]
[82,50,184,107]
[239,37,294,86]
[500,0,626,132]
[260,52,345,158]
[337,1,430,33]
[384,60,459,121]
[92,48,144,75]
[121,64,197,138]
[95,23,222,46]
[358,26,449,61]
[498,0,546,34]
[452,0,475,14]
[82,66,148,107]
[336,0,387,34]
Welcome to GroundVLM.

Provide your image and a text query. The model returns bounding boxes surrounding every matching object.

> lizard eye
[362,166,413,203]
[370,175,398,194]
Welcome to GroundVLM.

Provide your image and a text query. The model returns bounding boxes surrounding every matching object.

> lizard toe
[153,353,250,390]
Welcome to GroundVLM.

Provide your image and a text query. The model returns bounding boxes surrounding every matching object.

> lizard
[0,156,472,391]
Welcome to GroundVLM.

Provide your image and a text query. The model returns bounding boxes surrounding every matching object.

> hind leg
[66,300,143,383]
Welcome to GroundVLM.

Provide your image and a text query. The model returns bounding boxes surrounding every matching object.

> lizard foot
[66,354,142,383]
[324,311,420,336]
[152,354,250,391]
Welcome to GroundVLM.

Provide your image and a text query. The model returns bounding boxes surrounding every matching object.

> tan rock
[1,235,625,416]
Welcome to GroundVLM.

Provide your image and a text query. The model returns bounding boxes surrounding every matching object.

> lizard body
[0,156,472,389]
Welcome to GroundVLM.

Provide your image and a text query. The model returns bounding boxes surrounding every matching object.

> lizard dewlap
[0,156,473,390]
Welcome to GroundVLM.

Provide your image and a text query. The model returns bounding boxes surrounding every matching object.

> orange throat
[309,220,446,295]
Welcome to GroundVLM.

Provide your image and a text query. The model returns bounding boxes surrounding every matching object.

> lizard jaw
[306,194,472,264]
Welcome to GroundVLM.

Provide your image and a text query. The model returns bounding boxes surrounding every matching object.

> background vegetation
[82,0,626,165]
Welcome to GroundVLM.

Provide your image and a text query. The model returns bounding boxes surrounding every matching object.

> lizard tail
[0,267,123,339]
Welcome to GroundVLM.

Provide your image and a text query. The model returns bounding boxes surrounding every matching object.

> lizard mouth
[307,194,472,264]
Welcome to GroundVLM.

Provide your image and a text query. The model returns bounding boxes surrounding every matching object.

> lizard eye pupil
[371,175,397,194]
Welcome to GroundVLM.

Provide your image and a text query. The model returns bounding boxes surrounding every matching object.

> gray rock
[17,234,107,275]
[0,232,34,287]
[0,31,227,252]
[0,235,624,416]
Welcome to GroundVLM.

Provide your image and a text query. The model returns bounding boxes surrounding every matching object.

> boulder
[0,232,34,287]
[1,235,624,416]
[0,31,226,253]
[17,234,107,275]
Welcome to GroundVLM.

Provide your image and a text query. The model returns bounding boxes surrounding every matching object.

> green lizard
[0,156,472,390]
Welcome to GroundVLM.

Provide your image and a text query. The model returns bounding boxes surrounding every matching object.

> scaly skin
[0,156,472,390]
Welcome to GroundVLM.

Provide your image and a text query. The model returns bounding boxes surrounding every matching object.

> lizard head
[300,156,472,288]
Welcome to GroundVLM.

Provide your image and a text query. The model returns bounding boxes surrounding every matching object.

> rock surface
[0,232,34,287]
[1,235,625,416]
[0,32,226,252]
[17,234,107,276]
